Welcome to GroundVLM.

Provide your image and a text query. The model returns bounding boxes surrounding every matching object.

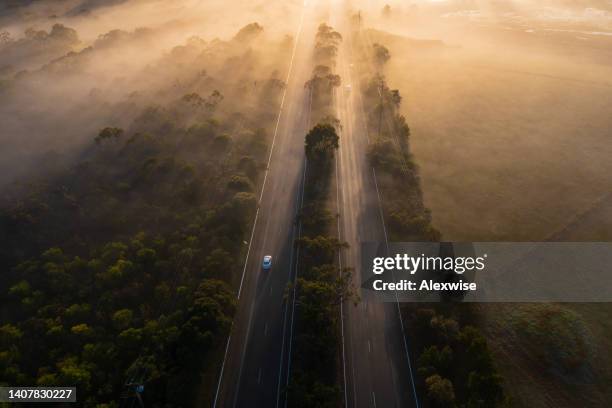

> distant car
[262,255,272,270]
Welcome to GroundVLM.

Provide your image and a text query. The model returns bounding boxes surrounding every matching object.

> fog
[2,0,612,238]
[0,0,305,190]
[353,0,612,241]
[4,2,612,407]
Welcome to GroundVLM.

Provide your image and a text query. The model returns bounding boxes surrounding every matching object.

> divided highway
[214,2,419,407]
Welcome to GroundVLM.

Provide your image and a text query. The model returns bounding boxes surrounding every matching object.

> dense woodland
[0,22,288,406]
[356,30,507,408]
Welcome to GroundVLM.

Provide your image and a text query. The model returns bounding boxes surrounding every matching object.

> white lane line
[281,157,308,408]
[237,207,260,299]
[212,3,307,407]
[372,168,420,408]
[281,21,316,405]
[337,39,359,408]
[372,391,377,408]
[276,4,310,408]
[334,77,349,408]
[258,368,262,385]
[359,31,422,407]
[371,169,389,244]
[264,323,268,336]
[351,26,420,406]
[368,340,372,353]
[213,334,233,408]
[258,3,306,204]
[278,87,311,408]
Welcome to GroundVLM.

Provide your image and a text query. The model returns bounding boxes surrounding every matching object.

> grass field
[371,29,612,242]
[366,26,612,407]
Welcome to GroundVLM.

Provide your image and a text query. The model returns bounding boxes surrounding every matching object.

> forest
[0,20,289,406]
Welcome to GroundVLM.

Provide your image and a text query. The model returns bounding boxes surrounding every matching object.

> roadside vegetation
[0,23,288,406]
[353,25,507,407]
[287,23,353,408]
[365,22,612,407]
[304,23,343,125]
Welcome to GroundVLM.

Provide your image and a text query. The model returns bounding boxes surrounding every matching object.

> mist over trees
[305,23,342,124]
[0,16,292,405]
[0,14,292,191]
[348,27,510,406]
[288,23,353,408]
[0,24,79,74]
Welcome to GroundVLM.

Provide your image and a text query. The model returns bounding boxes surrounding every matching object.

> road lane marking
[258,368,262,385]
[281,157,308,408]
[368,340,371,353]
[278,86,312,408]
[213,334,233,408]
[371,169,389,244]
[347,25,421,407]
[258,0,307,204]
[264,323,268,336]
[337,145,349,408]
[274,5,309,405]
[372,167,420,408]
[237,207,260,299]
[372,391,377,408]
[213,2,308,407]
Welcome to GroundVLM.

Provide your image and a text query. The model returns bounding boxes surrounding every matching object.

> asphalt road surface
[331,4,420,408]
[214,1,419,407]
[212,4,319,407]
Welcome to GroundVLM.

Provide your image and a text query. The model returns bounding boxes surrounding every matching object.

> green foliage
[372,43,391,67]
[227,175,254,192]
[112,309,134,330]
[287,371,340,408]
[71,323,93,337]
[0,20,296,405]
[2,231,239,404]
[0,324,22,348]
[412,309,506,407]
[306,24,342,123]
[288,44,347,404]
[418,345,453,378]
[233,23,263,43]
[367,139,398,170]
[297,236,345,270]
[299,202,333,236]
[95,127,123,144]
[237,156,259,181]
[304,123,339,163]
[510,304,592,374]
[0,99,268,404]
[425,374,456,408]
[361,72,441,241]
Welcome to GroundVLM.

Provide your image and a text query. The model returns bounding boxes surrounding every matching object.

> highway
[212,3,318,407]
[214,1,419,407]
[330,3,420,408]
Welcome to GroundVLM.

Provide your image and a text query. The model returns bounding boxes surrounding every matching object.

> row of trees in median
[287,23,354,408]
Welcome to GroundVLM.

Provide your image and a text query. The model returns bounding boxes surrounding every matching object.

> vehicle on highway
[262,255,272,270]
